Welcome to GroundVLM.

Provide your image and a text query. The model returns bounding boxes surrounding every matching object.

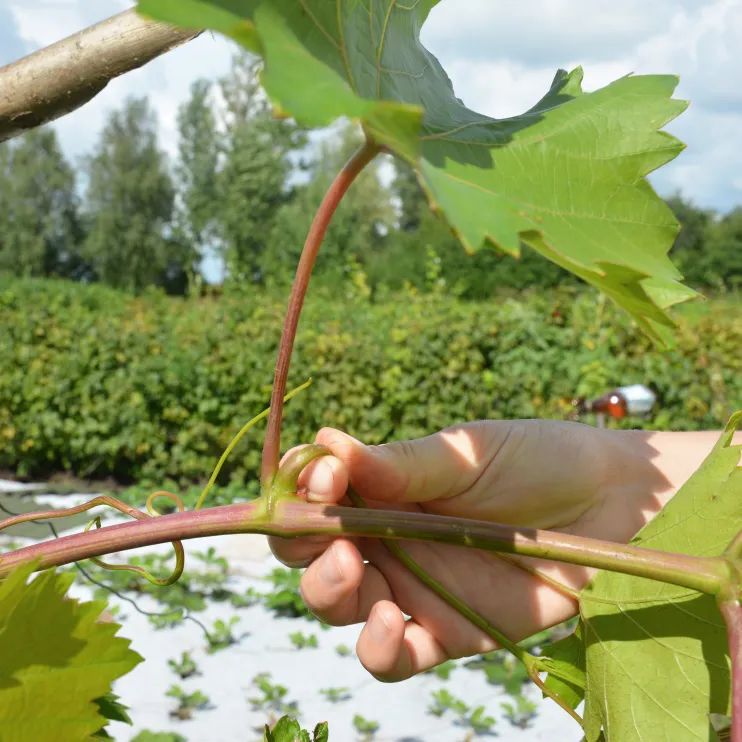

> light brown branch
[0,8,200,142]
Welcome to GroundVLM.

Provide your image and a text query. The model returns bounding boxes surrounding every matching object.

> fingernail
[319,543,343,586]
[306,459,334,502]
[369,606,390,644]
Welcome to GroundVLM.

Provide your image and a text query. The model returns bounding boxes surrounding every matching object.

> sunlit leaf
[138,0,695,340]
[0,564,142,740]
[580,412,742,741]
[540,627,586,710]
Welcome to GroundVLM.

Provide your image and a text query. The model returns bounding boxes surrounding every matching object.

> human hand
[270,420,679,681]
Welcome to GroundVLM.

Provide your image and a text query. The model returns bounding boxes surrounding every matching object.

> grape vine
[0,2,740,741]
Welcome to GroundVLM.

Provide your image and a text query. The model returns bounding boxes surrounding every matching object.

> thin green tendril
[0,493,186,587]
[85,490,186,587]
[194,378,313,511]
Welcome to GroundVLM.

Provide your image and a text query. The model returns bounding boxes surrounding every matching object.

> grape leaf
[0,564,142,740]
[580,412,742,741]
[540,626,586,710]
[92,692,133,737]
[139,0,694,340]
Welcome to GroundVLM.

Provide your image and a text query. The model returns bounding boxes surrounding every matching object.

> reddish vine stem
[0,501,729,597]
[261,140,381,490]
[720,599,742,742]
[0,493,185,585]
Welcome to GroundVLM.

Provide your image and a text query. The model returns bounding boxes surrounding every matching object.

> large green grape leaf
[0,564,142,741]
[580,413,742,741]
[139,0,695,340]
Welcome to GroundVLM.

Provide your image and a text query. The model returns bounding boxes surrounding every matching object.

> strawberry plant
[289,630,319,650]
[250,672,299,717]
[264,716,328,742]
[1,2,741,741]
[165,685,211,721]
[352,713,380,739]
[318,687,351,704]
[167,651,200,680]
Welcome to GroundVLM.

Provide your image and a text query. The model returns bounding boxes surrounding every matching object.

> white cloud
[6,0,128,49]
[421,0,742,211]
[421,0,700,66]
[651,109,742,212]
[633,0,742,114]
[3,0,741,211]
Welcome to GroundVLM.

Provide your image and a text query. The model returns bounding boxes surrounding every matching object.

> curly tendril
[0,493,186,587]
[84,491,186,587]
[194,378,313,511]
[0,380,313,587]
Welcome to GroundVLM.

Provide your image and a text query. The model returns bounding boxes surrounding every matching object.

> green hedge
[1,279,739,489]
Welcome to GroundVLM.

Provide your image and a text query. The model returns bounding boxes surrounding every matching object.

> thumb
[315,423,489,504]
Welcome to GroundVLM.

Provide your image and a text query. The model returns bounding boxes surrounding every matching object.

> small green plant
[352,714,379,740]
[501,694,538,729]
[428,689,469,718]
[466,705,497,735]
[263,716,329,742]
[167,651,199,680]
[334,643,352,657]
[147,608,184,630]
[249,673,299,717]
[426,659,456,680]
[206,616,240,653]
[131,732,187,742]
[262,567,314,619]
[428,689,496,735]
[230,586,261,608]
[193,546,229,572]
[289,631,318,650]
[319,687,352,703]
[465,651,529,695]
[166,684,211,721]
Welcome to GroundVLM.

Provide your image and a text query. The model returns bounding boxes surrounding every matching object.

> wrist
[619,428,740,508]
[588,427,675,542]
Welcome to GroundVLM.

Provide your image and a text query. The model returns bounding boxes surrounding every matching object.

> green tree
[0,129,84,278]
[266,125,395,287]
[703,207,742,290]
[83,97,187,293]
[175,79,220,260]
[393,160,425,233]
[217,54,303,283]
[667,195,741,290]
[666,194,714,288]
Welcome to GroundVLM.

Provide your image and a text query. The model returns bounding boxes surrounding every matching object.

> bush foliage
[1,279,739,488]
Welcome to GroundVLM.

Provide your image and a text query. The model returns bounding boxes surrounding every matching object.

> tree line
[0,54,739,296]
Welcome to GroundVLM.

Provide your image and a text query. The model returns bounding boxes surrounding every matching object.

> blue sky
[2,0,742,212]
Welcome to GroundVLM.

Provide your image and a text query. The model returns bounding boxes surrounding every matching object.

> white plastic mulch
[0,483,582,742]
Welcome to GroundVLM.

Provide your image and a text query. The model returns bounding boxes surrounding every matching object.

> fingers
[356,601,449,681]
[299,539,393,625]
[299,541,451,681]
[315,423,500,504]
[269,447,349,567]
[298,450,349,504]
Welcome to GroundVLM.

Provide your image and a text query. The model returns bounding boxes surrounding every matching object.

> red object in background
[573,385,657,421]
[589,391,628,419]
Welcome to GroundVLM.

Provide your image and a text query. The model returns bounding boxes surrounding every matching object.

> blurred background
[0,0,740,497]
